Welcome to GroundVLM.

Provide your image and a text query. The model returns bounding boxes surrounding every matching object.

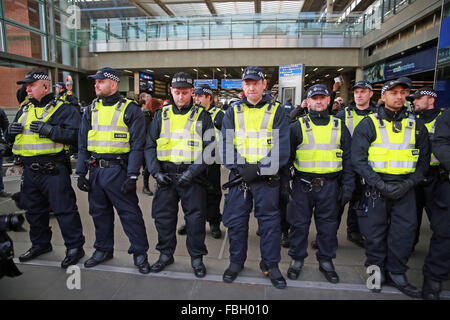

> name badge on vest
[336,152,342,158]
[114,133,127,139]
[187,140,199,147]
[412,150,419,156]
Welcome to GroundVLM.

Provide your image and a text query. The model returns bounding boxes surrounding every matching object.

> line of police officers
[5,67,449,299]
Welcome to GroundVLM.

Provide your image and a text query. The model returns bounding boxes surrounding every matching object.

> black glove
[77,175,90,192]
[8,122,24,135]
[177,170,194,187]
[376,180,404,200]
[30,121,53,138]
[338,188,353,207]
[396,179,415,199]
[121,177,137,194]
[154,172,172,187]
[238,163,260,183]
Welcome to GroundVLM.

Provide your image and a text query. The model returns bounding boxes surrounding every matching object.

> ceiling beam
[205,0,217,15]
[129,0,155,17]
[153,0,176,16]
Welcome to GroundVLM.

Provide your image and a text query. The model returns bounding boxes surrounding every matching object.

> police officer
[76,67,150,274]
[351,79,430,297]
[422,108,450,300]
[287,84,354,284]
[139,92,154,196]
[54,81,79,107]
[335,80,377,248]
[193,84,224,239]
[221,66,290,289]
[411,88,442,248]
[6,70,85,268]
[145,72,213,278]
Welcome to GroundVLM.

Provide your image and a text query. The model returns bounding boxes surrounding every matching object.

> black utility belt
[296,175,337,188]
[86,157,126,169]
[24,161,67,175]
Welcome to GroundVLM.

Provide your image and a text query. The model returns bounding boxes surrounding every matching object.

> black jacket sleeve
[214,110,225,131]
[340,122,355,192]
[76,105,92,176]
[144,108,162,176]
[432,108,450,171]
[124,102,146,176]
[409,119,430,184]
[0,109,9,141]
[48,102,81,146]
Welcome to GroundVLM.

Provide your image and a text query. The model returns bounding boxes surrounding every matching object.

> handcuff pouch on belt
[86,157,126,169]
[28,162,59,175]
[299,177,326,193]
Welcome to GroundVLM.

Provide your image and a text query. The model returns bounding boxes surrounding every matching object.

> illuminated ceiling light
[325,74,330,77]
[217,68,221,71]
[147,69,154,73]
[124,70,133,73]
[313,68,318,72]
[164,75,170,78]
[305,74,309,77]
[193,68,198,72]
[337,68,344,72]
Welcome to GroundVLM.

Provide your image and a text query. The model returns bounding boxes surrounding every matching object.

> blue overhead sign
[221,79,242,89]
[279,64,303,77]
[194,79,218,89]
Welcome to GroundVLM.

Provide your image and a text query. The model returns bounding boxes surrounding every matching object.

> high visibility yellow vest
[156,104,203,163]
[368,113,419,174]
[294,115,343,174]
[13,100,65,157]
[421,112,442,166]
[87,98,132,154]
[345,107,372,136]
[233,102,279,163]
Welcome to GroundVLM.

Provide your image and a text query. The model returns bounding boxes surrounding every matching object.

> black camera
[0,214,25,279]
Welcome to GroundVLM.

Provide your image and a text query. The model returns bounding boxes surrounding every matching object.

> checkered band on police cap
[101,71,120,82]
[32,73,50,81]
[415,88,437,98]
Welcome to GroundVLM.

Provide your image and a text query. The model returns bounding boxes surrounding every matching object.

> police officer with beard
[76,67,150,274]
[7,70,85,268]
[352,79,430,298]
[145,72,214,278]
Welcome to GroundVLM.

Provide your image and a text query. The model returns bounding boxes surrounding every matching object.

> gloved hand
[8,122,24,135]
[30,121,53,138]
[77,175,90,192]
[154,172,172,187]
[376,180,405,200]
[338,188,353,207]
[177,170,194,187]
[396,179,415,199]
[121,177,137,194]
[238,163,260,183]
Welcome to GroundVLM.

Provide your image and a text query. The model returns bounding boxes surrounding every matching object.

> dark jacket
[0,108,9,143]
[76,91,146,177]
[351,105,430,186]
[432,108,450,171]
[221,95,290,175]
[144,97,214,178]
[289,110,355,193]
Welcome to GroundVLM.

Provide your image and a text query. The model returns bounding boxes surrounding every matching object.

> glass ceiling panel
[214,2,255,15]
[167,3,211,16]
[261,1,305,14]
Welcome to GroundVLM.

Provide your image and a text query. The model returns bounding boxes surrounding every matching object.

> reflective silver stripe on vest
[87,140,130,148]
[160,105,200,139]
[12,142,64,151]
[92,100,125,131]
[297,116,340,151]
[235,103,274,137]
[156,149,202,158]
[369,160,417,169]
[346,108,354,136]
[295,160,343,169]
[371,115,415,150]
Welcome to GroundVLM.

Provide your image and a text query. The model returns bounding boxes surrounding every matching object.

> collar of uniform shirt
[381,105,408,121]
[29,93,55,108]
[416,108,441,122]
[242,94,272,108]
[100,91,121,106]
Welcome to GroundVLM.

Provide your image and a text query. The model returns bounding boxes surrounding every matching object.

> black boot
[134,253,151,274]
[210,222,222,239]
[422,277,441,300]
[287,260,303,280]
[61,247,84,269]
[192,257,207,278]
[318,260,339,284]
[260,261,287,289]
[281,231,290,248]
[223,263,243,283]
[84,250,113,268]
[19,244,52,262]
[177,224,187,235]
[387,272,421,298]
[150,254,174,273]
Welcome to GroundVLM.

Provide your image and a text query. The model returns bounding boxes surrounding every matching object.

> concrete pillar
[339,73,350,103]
[355,68,364,82]
[327,0,334,13]
[134,71,139,98]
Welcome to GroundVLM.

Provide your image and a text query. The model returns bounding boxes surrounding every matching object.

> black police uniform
[351,104,429,295]
[7,92,85,264]
[335,101,377,244]
[142,108,153,195]
[221,92,290,286]
[413,108,442,247]
[145,97,214,269]
[422,108,450,299]
[77,91,150,264]
[287,109,354,280]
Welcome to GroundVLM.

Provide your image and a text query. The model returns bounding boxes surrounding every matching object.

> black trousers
[287,178,340,262]
[21,164,85,249]
[88,166,149,255]
[152,180,208,258]
[414,172,438,245]
[423,179,450,282]
[357,188,417,274]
